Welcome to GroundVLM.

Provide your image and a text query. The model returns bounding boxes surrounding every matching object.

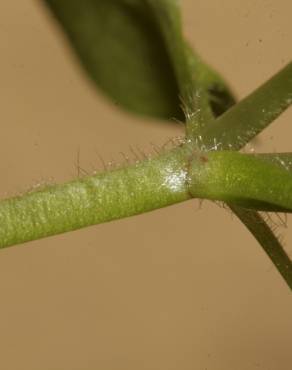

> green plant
[0,0,291,290]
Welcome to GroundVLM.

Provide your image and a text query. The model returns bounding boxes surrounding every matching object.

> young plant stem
[229,205,292,289]
[188,151,292,212]
[0,146,191,248]
[199,62,292,150]
[2,144,292,247]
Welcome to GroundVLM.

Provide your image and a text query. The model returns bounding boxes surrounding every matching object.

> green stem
[188,151,292,212]
[256,152,292,171]
[0,146,191,248]
[200,62,292,150]
[229,205,292,290]
[184,45,223,138]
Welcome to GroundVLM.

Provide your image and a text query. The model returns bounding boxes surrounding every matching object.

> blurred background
[0,1,291,369]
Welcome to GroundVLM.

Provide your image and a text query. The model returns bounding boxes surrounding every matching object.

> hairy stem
[188,151,292,212]
[0,146,191,248]
[229,205,292,290]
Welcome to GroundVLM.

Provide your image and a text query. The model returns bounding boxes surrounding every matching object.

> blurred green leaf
[42,0,184,120]
[42,0,236,124]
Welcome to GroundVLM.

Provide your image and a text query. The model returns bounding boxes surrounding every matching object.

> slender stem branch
[184,45,218,138]
[199,62,292,150]
[229,205,292,290]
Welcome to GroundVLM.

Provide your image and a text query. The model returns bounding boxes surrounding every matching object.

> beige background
[0,1,292,369]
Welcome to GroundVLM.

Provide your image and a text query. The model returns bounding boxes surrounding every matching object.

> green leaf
[199,62,292,150]
[42,0,236,124]
[229,205,292,290]
[42,0,184,121]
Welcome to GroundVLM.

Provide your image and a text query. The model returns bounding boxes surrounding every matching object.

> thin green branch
[200,62,292,150]
[229,205,292,290]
